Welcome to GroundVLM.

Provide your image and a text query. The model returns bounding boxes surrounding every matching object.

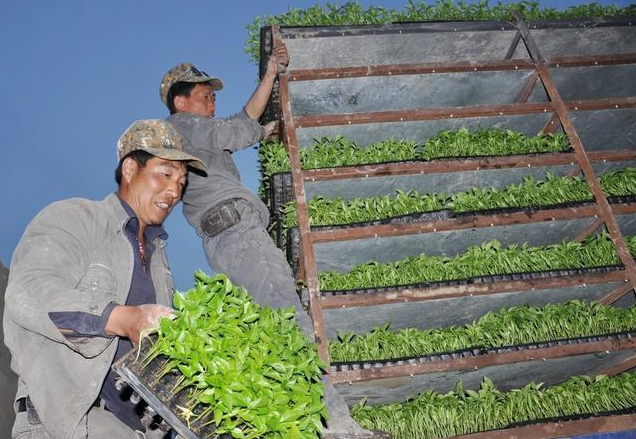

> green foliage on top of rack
[329,300,636,362]
[280,168,636,228]
[318,232,636,291]
[246,1,636,64]
[140,272,325,439]
[350,372,636,439]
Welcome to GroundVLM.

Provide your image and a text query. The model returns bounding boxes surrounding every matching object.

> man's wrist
[105,304,137,339]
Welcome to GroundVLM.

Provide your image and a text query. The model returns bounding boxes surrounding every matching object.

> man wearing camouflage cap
[3,119,204,438]
[161,48,389,439]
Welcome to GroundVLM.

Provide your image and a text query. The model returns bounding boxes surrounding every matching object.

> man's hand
[262,121,279,141]
[105,304,175,345]
[246,42,289,120]
[266,44,289,77]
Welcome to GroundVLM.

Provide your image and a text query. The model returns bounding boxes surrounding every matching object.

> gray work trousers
[12,405,141,439]
[202,198,355,431]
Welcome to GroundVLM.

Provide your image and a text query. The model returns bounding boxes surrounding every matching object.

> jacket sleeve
[5,200,116,358]
[48,301,117,337]
[201,109,265,153]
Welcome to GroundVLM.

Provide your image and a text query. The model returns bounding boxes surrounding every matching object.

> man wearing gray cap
[160,49,389,439]
[3,120,204,438]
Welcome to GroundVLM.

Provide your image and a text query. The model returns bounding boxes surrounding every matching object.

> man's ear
[173,95,187,112]
[121,157,138,184]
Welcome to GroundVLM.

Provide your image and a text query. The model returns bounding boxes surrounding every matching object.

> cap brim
[145,147,207,172]
[187,77,223,91]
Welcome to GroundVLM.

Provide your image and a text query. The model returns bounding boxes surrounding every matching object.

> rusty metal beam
[599,282,634,306]
[288,59,535,81]
[588,150,636,163]
[294,97,636,128]
[295,102,553,128]
[303,153,575,181]
[274,27,329,363]
[514,14,636,302]
[309,203,636,246]
[541,113,561,134]
[597,354,636,376]
[310,204,617,244]
[574,218,604,242]
[285,53,636,82]
[447,412,636,439]
[329,336,636,383]
[567,97,636,112]
[504,31,522,60]
[517,70,539,103]
[320,270,627,309]
[546,53,636,69]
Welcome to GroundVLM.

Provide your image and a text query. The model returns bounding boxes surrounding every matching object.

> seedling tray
[291,200,597,232]
[330,330,636,372]
[112,335,225,439]
[319,265,623,297]
[332,345,636,406]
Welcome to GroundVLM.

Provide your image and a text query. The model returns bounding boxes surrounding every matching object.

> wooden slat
[321,270,627,309]
[274,27,329,363]
[449,412,636,439]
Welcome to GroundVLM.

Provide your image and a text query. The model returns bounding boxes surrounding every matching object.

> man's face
[121,157,187,228]
[178,83,216,117]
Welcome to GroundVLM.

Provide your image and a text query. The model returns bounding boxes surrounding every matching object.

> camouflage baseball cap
[117,119,206,171]
[159,63,224,106]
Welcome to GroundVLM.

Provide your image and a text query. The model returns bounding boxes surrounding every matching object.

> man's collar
[116,195,168,243]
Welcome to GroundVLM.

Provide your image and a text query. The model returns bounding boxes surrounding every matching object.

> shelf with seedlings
[327,299,636,388]
[328,300,636,364]
[113,272,325,439]
[259,130,636,260]
[314,225,636,335]
[315,233,636,402]
[348,373,636,439]
[283,167,636,229]
[259,12,636,437]
[258,129,574,217]
[318,232,634,295]
[278,165,636,270]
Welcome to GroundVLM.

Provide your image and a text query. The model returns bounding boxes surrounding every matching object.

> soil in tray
[121,336,222,437]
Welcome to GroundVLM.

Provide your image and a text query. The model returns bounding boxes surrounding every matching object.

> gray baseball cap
[117,119,206,171]
[160,63,224,106]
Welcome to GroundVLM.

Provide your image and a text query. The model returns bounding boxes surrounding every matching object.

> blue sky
[1,0,632,291]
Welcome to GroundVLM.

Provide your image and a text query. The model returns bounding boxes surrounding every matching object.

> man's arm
[5,200,172,355]
[106,304,174,345]
[244,44,289,121]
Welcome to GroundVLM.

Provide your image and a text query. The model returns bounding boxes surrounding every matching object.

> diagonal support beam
[513,12,636,293]
[273,26,329,364]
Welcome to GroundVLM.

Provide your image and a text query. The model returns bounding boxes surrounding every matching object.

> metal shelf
[264,17,636,428]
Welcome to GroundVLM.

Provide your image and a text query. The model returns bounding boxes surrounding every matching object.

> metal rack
[261,14,636,437]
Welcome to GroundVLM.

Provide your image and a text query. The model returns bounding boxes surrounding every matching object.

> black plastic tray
[319,265,623,297]
[112,335,225,439]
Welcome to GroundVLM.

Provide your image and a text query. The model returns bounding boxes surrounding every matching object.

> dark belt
[17,396,101,413]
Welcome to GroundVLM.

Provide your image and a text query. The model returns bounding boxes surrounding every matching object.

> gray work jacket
[167,111,270,234]
[3,193,174,439]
